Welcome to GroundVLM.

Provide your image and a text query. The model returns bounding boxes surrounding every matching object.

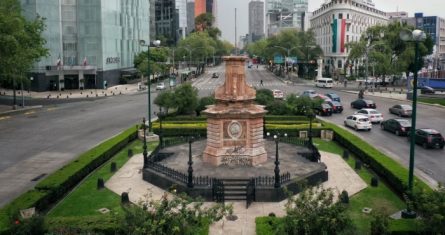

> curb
[0,105,43,117]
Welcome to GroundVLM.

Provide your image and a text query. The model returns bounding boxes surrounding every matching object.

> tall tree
[0,0,48,102]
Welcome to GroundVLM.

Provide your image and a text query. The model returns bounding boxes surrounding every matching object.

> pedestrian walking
[260,80,263,86]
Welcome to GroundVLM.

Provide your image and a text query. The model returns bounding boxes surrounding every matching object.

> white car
[156,82,166,90]
[354,108,383,124]
[272,89,284,99]
[344,114,372,131]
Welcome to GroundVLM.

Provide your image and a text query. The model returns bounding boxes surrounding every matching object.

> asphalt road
[0,63,444,207]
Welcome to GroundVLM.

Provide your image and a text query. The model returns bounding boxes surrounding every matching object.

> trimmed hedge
[265,115,310,121]
[35,126,138,203]
[256,216,285,235]
[0,125,139,234]
[322,122,430,195]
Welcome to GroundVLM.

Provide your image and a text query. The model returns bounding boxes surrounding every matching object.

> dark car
[381,119,411,136]
[212,73,219,78]
[389,104,412,117]
[350,99,376,109]
[420,86,435,94]
[325,93,341,102]
[411,128,444,149]
[314,103,333,116]
[326,101,343,113]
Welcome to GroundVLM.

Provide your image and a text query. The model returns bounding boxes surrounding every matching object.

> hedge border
[322,121,430,195]
[0,125,139,233]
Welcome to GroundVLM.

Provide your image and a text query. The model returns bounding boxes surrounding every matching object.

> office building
[249,1,265,42]
[195,0,213,17]
[155,0,180,46]
[266,0,308,36]
[21,0,150,91]
[310,0,388,75]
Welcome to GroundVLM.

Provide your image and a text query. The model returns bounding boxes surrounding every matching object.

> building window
[338,60,343,68]
[347,14,349,19]
[339,13,343,19]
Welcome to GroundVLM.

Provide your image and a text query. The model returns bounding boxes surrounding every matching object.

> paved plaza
[106,147,367,235]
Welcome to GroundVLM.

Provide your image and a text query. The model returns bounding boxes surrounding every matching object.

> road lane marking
[0,116,11,121]
[24,111,36,115]
[47,107,57,111]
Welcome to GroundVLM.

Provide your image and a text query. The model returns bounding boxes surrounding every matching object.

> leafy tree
[255,89,274,106]
[347,22,434,79]
[283,185,354,235]
[0,0,48,92]
[413,185,445,234]
[134,47,169,81]
[154,90,176,114]
[195,96,215,116]
[121,192,231,235]
[173,83,198,115]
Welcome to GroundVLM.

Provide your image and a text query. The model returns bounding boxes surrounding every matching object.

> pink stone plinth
[202,56,267,166]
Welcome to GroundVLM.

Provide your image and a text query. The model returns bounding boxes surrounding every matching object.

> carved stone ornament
[228,120,242,139]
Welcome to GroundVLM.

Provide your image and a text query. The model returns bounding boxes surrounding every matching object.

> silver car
[389,104,412,117]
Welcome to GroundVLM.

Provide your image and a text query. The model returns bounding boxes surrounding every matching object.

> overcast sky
[216,0,445,45]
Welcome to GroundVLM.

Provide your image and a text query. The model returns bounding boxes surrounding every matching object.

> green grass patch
[256,216,285,235]
[313,139,409,233]
[47,140,156,217]
[418,97,445,107]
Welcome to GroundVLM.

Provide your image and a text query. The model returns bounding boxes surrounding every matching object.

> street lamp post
[157,108,165,148]
[139,39,161,133]
[142,117,148,168]
[399,29,426,219]
[307,112,315,145]
[273,134,281,188]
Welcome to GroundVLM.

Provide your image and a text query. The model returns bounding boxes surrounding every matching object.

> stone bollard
[371,177,379,187]
[342,150,349,160]
[121,192,130,204]
[97,178,105,189]
[110,162,117,172]
[355,160,362,170]
[340,190,349,203]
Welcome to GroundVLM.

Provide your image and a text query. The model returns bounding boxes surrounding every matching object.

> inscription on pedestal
[221,155,251,166]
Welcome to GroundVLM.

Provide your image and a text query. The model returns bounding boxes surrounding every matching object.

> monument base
[203,146,267,166]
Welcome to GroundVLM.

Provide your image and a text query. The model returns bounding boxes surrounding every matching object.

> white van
[316,78,333,88]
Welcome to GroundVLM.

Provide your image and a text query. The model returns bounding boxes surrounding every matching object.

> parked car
[350,99,376,109]
[301,90,318,99]
[420,86,435,94]
[354,108,384,123]
[381,119,411,136]
[325,93,341,102]
[325,101,343,113]
[389,104,412,117]
[344,115,372,131]
[411,128,444,149]
[313,94,332,102]
[314,103,333,116]
[156,82,166,90]
[212,73,219,78]
[272,89,284,99]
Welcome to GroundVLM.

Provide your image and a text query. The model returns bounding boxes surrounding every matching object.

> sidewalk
[0,83,141,100]
[106,150,367,235]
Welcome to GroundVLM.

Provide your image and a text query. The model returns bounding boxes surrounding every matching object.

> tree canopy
[0,0,48,86]
[246,29,323,63]
[347,22,434,77]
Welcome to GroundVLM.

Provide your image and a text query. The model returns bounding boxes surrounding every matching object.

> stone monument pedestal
[203,56,267,166]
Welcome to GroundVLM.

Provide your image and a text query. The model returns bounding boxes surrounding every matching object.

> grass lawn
[47,140,156,217]
[314,138,407,233]
[418,97,445,107]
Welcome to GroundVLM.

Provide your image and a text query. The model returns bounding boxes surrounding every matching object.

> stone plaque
[223,120,246,140]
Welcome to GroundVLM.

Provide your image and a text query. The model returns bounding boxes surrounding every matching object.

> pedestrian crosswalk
[193,81,287,90]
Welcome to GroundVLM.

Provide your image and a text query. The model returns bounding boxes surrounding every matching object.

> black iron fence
[254,172,291,186]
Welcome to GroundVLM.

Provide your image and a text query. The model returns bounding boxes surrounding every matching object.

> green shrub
[35,126,138,205]
[255,216,285,235]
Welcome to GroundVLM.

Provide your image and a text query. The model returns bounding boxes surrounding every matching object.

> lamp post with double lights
[399,29,426,219]
[139,39,161,133]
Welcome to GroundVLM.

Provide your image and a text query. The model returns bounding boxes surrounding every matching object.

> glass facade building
[21,0,150,91]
